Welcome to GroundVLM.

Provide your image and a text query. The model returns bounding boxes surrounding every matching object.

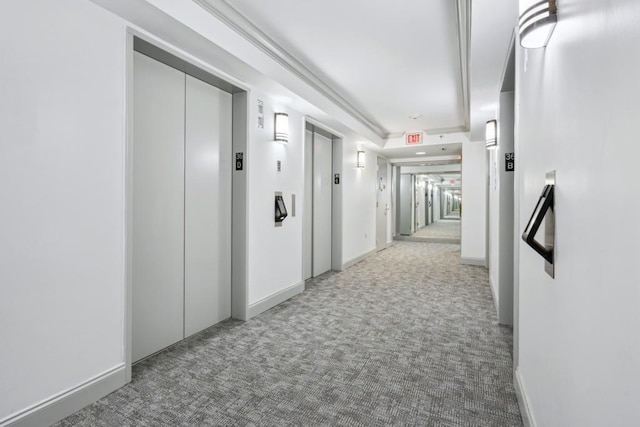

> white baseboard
[377,241,393,251]
[342,248,377,270]
[460,257,486,267]
[247,281,304,319]
[514,368,536,427]
[1,364,126,427]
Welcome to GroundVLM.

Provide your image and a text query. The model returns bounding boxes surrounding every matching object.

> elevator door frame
[303,121,343,279]
[125,33,250,381]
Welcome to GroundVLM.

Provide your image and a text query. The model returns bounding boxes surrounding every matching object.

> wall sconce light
[519,0,557,49]
[274,112,289,143]
[356,150,365,168]
[485,119,497,149]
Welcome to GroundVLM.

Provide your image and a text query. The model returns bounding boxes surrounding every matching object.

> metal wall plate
[545,170,556,278]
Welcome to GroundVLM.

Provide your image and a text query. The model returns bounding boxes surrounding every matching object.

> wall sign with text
[406,132,423,145]
[505,152,515,172]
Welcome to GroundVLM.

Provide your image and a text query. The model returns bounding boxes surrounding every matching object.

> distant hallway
[397,219,461,244]
[56,242,521,426]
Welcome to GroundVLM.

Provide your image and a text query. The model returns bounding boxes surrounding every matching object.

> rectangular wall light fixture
[486,119,497,149]
[357,150,365,168]
[274,112,289,143]
[519,0,557,49]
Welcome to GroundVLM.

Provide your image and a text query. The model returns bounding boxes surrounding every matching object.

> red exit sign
[406,132,423,145]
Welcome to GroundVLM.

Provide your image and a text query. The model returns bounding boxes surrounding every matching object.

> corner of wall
[514,368,536,427]
[1,365,126,427]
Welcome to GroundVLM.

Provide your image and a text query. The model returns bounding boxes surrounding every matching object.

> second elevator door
[133,52,231,363]
[313,131,332,277]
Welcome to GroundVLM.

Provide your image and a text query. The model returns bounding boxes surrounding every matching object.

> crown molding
[193,0,388,139]
[455,0,471,131]
[390,154,462,165]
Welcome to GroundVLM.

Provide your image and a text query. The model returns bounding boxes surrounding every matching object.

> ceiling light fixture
[416,152,426,155]
[519,0,557,49]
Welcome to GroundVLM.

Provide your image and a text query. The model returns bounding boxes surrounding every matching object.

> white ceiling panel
[224,0,465,136]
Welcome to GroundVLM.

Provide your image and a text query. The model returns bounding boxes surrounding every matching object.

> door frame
[376,156,390,251]
[125,31,250,381]
[303,120,343,277]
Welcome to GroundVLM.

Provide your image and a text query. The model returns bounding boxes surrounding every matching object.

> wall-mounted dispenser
[275,191,288,226]
[522,171,555,278]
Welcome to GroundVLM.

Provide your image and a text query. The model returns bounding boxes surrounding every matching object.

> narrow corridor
[413,220,461,240]
[56,242,521,426]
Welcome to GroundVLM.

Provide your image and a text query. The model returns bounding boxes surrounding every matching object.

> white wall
[246,95,304,305]
[0,0,126,422]
[340,140,377,264]
[460,141,487,264]
[516,1,640,425]
[416,180,426,228]
[433,186,441,221]
[0,0,389,423]
[384,159,393,244]
[488,145,500,298]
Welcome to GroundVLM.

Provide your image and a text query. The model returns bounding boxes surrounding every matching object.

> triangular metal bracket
[522,171,556,278]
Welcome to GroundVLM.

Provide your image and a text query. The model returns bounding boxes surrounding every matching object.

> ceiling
[192,0,517,163]
[226,0,467,138]
[383,143,462,166]
[205,0,517,164]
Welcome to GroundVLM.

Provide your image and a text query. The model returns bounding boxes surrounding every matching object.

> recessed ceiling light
[441,147,446,151]
[416,151,426,155]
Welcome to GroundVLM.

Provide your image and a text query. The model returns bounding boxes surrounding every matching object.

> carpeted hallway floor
[55,241,522,427]
[413,219,461,240]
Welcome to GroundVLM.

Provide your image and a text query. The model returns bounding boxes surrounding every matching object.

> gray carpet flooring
[55,241,522,426]
[414,220,461,239]
[395,220,461,244]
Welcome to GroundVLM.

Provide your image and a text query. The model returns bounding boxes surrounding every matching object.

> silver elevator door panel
[304,128,313,280]
[313,131,332,277]
[183,75,232,338]
[132,52,232,362]
[132,52,185,362]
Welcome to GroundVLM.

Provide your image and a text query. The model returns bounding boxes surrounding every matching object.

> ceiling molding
[455,0,471,131]
[193,0,388,139]
[386,131,407,139]
[390,155,461,165]
[425,126,469,136]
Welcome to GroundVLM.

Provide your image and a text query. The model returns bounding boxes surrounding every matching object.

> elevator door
[313,131,332,277]
[133,52,231,362]
[184,75,232,337]
[133,52,185,362]
[304,128,313,280]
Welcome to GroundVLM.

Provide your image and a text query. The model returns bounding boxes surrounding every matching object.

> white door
[376,158,388,250]
[132,52,185,362]
[313,131,332,276]
[184,75,232,337]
